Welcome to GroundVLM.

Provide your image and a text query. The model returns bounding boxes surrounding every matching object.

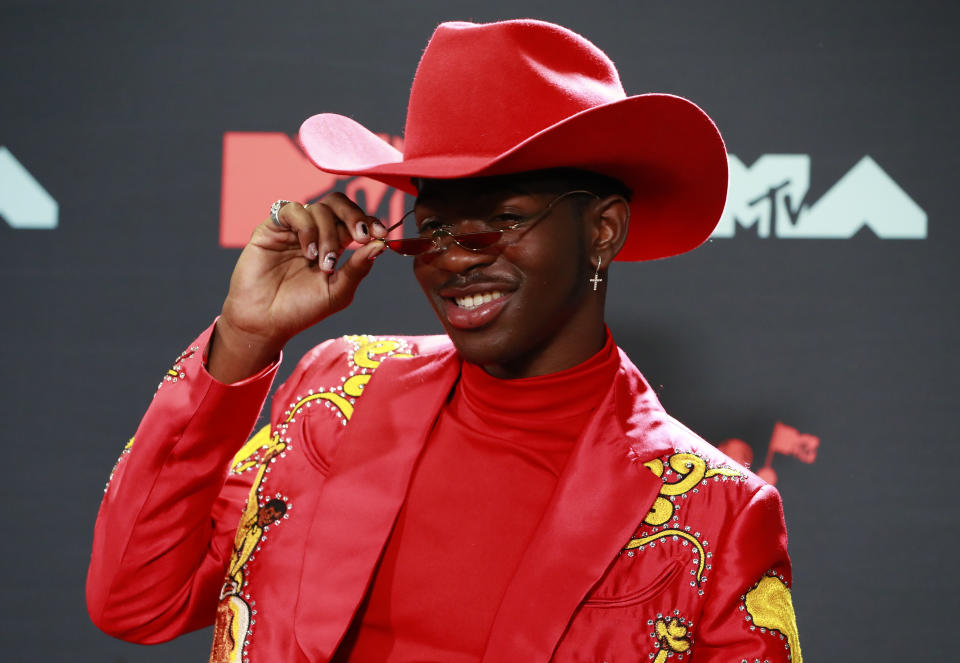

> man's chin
[446,330,536,378]
[446,328,502,363]
[428,298,527,372]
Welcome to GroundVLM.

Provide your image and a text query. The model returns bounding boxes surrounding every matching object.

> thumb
[326,240,387,305]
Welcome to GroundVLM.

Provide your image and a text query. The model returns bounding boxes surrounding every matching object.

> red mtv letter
[219,132,340,248]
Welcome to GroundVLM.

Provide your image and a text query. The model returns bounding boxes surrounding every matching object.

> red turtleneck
[333,333,619,661]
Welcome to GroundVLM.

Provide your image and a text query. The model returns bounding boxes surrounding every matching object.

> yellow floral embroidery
[624,529,706,580]
[642,453,741,526]
[348,336,414,369]
[284,335,413,425]
[651,616,692,663]
[231,425,272,474]
[625,452,742,587]
[745,574,803,663]
[230,335,414,475]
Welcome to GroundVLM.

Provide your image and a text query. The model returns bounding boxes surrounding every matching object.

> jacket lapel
[482,350,674,662]
[293,347,461,661]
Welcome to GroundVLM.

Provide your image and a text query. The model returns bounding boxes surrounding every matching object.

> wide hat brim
[299,92,727,262]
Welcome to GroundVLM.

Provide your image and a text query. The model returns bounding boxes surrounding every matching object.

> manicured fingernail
[371,220,386,235]
[367,242,385,262]
[322,252,337,272]
[357,222,369,238]
[307,243,318,260]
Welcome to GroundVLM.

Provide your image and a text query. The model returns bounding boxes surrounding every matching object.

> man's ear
[588,195,630,265]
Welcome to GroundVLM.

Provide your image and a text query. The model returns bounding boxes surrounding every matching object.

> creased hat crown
[404,20,626,160]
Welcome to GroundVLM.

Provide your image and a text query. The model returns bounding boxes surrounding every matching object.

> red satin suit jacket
[87,324,802,662]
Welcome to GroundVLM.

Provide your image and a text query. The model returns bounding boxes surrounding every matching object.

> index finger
[319,192,381,244]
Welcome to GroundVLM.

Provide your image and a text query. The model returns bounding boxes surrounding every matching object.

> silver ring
[270,200,294,229]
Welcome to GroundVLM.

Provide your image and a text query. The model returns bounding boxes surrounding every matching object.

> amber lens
[451,231,503,250]
[384,237,434,255]
[384,230,503,255]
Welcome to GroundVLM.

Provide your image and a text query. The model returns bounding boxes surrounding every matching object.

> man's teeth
[454,290,504,309]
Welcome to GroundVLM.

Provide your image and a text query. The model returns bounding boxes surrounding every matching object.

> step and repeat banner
[1,1,956,660]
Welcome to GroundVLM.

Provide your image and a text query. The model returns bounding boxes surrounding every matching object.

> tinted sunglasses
[377,190,599,256]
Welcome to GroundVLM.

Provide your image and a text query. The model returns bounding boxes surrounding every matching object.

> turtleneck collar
[454,328,619,430]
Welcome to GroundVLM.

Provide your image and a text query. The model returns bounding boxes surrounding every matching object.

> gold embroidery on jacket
[625,452,743,590]
[647,613,693,662]
[744,572,803,663]
[227,441,288,589]
[228,336,413,476]
[212,435,288,663]
[211,593,249,663]
[642,453,741,527]
[212,335,414,662]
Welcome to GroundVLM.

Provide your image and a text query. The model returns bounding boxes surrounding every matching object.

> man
[87,19,802,662]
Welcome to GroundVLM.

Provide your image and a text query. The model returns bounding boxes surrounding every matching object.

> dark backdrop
[2,1,957,660]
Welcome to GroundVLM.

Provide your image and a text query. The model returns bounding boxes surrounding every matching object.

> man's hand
[208,193,388,383]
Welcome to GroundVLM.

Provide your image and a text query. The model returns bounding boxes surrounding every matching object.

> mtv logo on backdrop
[219,132,407,247]
[0,146,58,229]
[714,154,926,239]
[218,134,927,246]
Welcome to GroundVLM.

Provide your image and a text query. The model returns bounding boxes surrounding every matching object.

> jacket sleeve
[86,322,281,643]
[693,484,803,662]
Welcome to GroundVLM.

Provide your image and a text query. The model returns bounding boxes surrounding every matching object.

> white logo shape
[713,155,926,239]
[0,146,59,229]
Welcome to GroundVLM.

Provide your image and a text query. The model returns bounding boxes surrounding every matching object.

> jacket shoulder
[656,414,769,493]
[266,333,455,431]
[285,333,453,382]
[612,352,768,493]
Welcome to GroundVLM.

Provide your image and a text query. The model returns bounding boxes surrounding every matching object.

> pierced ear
[588,195,631,264]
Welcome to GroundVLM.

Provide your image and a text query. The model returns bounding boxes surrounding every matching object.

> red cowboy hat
[298,19,728,261]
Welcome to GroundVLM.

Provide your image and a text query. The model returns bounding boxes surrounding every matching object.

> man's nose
[422,234,496,272]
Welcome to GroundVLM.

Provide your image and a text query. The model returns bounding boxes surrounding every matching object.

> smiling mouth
[453,290,505,309]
